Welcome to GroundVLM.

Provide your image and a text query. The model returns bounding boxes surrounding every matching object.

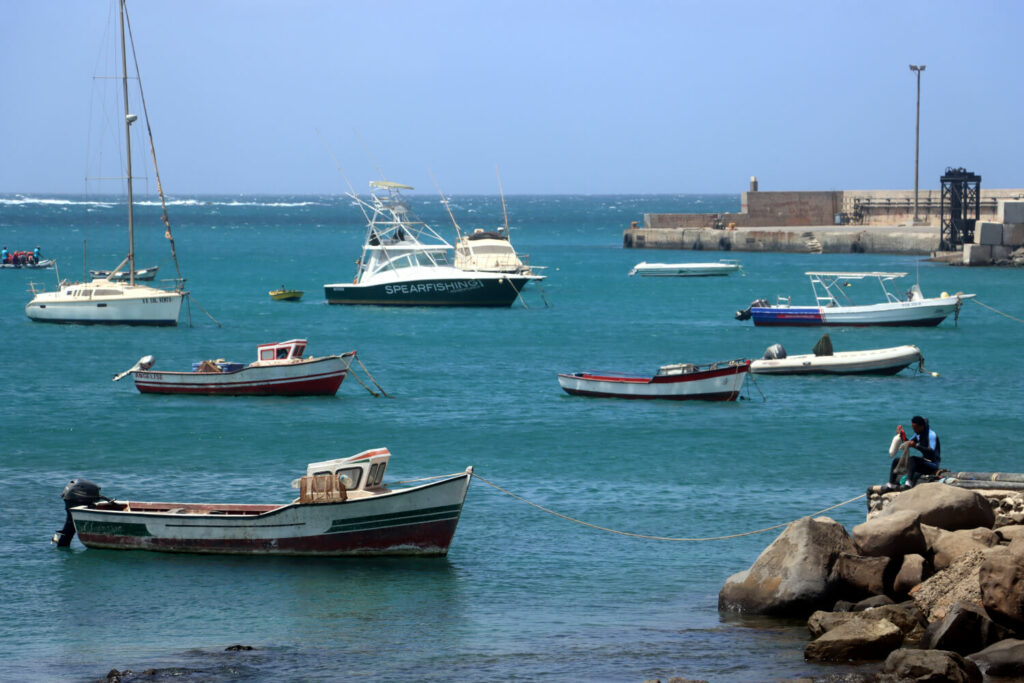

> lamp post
[909,64,926,223]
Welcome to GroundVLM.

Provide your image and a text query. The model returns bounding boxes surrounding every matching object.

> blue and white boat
[735,271,974,327]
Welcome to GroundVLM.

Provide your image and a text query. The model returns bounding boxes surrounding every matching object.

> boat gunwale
[70,471,473,523]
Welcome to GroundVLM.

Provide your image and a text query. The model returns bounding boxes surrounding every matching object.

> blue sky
[2,0,1022,195]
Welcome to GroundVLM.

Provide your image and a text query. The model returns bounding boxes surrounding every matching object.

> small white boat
[750,335,924,375]
[629,260,742,277]
[53,447,473,557]
[454,228,545,277]
[89,265,159,281]
[115,339,356,396]
[735,271,974,327]
[557,359,750,401]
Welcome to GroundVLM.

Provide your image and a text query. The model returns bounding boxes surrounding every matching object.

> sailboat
[25,0,186,326]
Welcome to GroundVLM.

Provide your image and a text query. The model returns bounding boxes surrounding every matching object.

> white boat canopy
[805,271,908,280]
[369,180,414,190]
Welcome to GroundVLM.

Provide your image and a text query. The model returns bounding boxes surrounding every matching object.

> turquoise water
[2,193,1022,682]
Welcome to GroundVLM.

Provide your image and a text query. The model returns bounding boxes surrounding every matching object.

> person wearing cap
[887,415,940,489]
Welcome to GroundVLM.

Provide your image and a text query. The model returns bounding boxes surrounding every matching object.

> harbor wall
[627,189,1024,261]
[623,225,940,254]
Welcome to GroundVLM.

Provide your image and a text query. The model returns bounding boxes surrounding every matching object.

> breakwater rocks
[718,482,1024,681]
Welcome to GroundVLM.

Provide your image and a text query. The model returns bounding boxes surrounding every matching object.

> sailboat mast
[119,0,135,286]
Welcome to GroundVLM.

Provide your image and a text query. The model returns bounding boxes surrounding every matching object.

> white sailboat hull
[750,345,923,375]
[26,285,185,326]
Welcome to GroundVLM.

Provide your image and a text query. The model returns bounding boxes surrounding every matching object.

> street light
[909,64,926,223]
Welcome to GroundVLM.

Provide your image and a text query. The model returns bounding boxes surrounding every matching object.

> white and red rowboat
[118,339,356,396]
[54,448,473,557]
[557,359,750,401]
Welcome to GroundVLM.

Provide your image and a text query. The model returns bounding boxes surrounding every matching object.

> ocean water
[1,193,1022,682]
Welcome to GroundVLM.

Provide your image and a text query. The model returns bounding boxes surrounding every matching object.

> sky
[2,0,1022,196]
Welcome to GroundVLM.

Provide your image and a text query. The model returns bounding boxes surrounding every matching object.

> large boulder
[911,550,986,622]
[718,516,854,617]
[893,553,930,595]
[804,617,903,662]
[979,545,1024,631]
[921,601,1013,655]
[932,528,1000,571]
[883,648,981,683]
[852,509,927,557]
[828,552,891,601]
[967,639,1024,679]
[888,484,995,531]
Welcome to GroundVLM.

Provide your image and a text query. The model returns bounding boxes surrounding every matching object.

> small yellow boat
[269,288,304,302]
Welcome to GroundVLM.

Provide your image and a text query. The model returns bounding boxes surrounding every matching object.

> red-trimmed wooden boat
[116,339,356,396]
[557,359,750,401]
[54,448,473,557]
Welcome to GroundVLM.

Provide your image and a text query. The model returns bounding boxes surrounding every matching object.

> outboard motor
[735,298,769,321]
[762,343,787,360]
[53,478,105,547]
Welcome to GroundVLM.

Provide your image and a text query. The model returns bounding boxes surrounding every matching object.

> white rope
[972,298,1024,324]
[469,472,865,542]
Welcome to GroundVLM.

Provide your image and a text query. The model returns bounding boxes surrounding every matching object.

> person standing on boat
[1,246,8,264]
[887,415,940,489]
[33,246,41,264]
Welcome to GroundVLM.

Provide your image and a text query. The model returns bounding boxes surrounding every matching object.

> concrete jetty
[625,184,1024,265]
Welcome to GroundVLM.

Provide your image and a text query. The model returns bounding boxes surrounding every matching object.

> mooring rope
[972,298,1024,324]
[468,472,866,542]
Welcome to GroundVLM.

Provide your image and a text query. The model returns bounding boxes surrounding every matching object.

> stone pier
[625,187,1024,263]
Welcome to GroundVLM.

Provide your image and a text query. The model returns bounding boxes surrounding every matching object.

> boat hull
[132,354,354,396]
[750,296,971,327]
[750,345,923,375]
[270,290,303,301]
[70,473,471,557]
[631,262,741,277]
[2,259,55,270]
[324,275,531,307]
[558,362,749,401]
[25,290,184,326]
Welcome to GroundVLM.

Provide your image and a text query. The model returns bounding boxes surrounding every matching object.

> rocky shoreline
[710,482,1024,682]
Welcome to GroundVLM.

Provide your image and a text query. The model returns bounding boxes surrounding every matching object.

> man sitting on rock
[888,415,941,490]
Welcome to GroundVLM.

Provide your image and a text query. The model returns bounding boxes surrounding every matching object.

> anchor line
[468,472,865,542]
[971,298,1024,324]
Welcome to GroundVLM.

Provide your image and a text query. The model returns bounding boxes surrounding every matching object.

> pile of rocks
[718,483,1024,681]
[993,245,1024,267]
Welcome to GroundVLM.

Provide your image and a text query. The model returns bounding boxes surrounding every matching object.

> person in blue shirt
[33,246,41,263]
[888,415,940,489]
[1,246,8,264]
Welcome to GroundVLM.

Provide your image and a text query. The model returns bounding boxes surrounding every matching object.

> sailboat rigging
[25,0,187,326]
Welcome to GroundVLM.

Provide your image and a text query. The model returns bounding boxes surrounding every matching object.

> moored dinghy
[749,334,925,375]
[53,448,473,557]
[557,359,750,401]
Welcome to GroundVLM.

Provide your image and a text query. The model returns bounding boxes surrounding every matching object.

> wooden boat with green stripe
[64,448,472,557]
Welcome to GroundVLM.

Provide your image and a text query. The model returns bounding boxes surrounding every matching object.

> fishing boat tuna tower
[324,182,538,307]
